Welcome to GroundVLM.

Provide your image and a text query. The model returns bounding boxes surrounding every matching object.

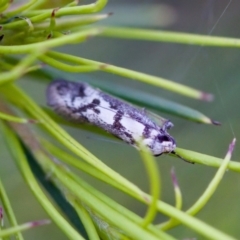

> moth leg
[171,151,195,164]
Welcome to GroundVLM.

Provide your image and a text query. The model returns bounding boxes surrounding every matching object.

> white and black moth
[46,79,177,157]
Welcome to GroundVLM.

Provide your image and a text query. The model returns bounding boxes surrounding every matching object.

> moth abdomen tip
[46,80,67,107]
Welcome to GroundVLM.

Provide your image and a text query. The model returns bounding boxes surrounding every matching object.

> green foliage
[0,1,239,240]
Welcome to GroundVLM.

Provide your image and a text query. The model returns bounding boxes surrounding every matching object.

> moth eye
[157,135,171,143]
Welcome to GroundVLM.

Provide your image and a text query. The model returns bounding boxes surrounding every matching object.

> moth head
[151,133,176,156]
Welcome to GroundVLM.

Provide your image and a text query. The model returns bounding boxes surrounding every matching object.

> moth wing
[89,90,172,129]
[143,109,169,127]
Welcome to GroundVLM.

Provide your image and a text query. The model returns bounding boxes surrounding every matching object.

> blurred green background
[1,0,240,239]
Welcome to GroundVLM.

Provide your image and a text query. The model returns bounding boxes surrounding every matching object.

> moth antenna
[171,151,194,164]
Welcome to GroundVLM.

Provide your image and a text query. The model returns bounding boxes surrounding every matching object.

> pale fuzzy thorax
[46,80,176,156]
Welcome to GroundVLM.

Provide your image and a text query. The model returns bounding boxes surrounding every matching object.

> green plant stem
[174,148,240,172]
[0,49,45,85]
[0,100,174,240]
[41,138,130,193]
[172,174,182,210]
[102,27,240,47]
[46,51,211,100]
[186,144,233,215]
[67,156,236,240]
[40,67,217,124]
[3,0,108,29]
[0,91,234,240]
[0,179,24,240]
[71,200,101,240]
[0,111,31,123]
[0,28,101,53]
[159,168,183,230]
[2,84,147,200]
[139,146,160,228]
[46,163,169,240]
[1,123,85,240]
[66,172,174,240]
[160,140,233,230]
[33,14,109,31]
[47,154,236,240]
[39,55,101,72]
[0,220,50,238]
[4,121,168,240]
[158,200,236,240]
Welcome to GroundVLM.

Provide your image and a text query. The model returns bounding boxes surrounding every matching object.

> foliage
[0,0,239,239]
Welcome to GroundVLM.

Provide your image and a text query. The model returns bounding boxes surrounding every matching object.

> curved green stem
[139,145,160,228]
[102,27,240,47]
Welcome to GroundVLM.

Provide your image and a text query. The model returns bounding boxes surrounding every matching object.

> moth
[46,79,178,157]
